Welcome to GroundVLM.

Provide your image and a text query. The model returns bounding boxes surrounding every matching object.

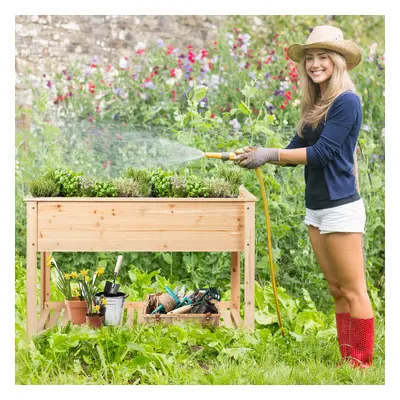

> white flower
[229,119,241,131]
[362,124,371,132]
[174,68,183,80]
[119,57,129,69]
[166,78,176,86]
[134,42,146,52]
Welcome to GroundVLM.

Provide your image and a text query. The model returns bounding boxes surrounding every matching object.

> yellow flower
[71,271,78,279]
[72,288,80,297]
[96,267,105,276]
[94,305,100,312]
[46,256,52,267]
[101,298,107,305]
[64,273,70,280]
[80,269,88,277]
[85,276,90,282]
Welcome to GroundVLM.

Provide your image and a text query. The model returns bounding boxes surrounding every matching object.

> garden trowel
[104,255,123,295]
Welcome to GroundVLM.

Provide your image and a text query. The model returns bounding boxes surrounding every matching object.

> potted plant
[51,257,87,325]
[79,268,106,328]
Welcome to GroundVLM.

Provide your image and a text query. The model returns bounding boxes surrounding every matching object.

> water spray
[204,150,285,336]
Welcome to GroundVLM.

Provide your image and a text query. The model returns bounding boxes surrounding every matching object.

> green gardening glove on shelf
[233,146,280,169]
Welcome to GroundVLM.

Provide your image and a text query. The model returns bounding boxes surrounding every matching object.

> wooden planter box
[24,186,257,337]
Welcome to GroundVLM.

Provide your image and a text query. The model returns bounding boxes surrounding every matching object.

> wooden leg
[40,252,51,329]
[244,202,255,330]
[230,252,241,311]
[26,202,38,338]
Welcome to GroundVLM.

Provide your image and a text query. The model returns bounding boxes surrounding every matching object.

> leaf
[162,253,173,265]
[127,342,145,352]
[192,86,207,102]
[254,309,278,325]
[238,101,251,116]
[132,355,152,365]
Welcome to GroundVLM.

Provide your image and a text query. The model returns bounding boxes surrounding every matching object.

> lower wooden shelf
[36,301,243,332]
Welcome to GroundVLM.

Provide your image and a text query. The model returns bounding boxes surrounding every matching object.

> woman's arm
[279,148,308,165]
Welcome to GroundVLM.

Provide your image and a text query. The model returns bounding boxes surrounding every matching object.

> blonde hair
[297,50,360,136]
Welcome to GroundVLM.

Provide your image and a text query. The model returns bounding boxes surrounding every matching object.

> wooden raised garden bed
[24,186,257,337]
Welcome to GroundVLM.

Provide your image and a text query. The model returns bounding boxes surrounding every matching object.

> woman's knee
[328,282,344,300]
[339,285,369,304]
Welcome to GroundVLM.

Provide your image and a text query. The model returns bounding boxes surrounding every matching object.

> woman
[234,25,374,368]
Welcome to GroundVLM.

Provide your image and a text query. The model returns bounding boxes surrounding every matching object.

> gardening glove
[233,146,280,169]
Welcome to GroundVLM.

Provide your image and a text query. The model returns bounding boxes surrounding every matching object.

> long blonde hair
[297,50,360,136]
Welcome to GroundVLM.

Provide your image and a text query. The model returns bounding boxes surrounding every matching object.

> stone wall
[15,15,230,107]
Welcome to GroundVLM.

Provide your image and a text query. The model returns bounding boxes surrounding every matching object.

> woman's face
[305,48,334,85]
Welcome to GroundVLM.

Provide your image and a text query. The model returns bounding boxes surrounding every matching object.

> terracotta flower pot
[65,298,88,325]
[86,314,104,329]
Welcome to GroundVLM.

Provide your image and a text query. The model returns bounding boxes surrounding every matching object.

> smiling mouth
[311,70,325,76]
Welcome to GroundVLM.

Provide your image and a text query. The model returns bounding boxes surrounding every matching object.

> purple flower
[47,80,52,88]
[265,73,271,79]
[184,64,192,72]
[113,88,122,96]
[380,155,385,161]
[92,55,99,64]
[156,39,164,47]
[229,119,241,131]
[274,89,285,97]
[144,81,156,89]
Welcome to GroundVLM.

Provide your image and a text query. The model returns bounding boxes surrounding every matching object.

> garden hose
[204,152,285,336]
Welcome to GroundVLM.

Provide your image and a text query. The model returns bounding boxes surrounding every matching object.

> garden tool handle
[114,255,123,276]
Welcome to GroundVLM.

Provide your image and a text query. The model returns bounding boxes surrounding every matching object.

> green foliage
[112,178,141,197]
[52,257,73,301]
[149,168,174,197]
[54,168,83,197]
[27,178,60,197]
[204,177,237,198]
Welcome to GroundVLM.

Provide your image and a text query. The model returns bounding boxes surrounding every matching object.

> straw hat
[287,25,362,70]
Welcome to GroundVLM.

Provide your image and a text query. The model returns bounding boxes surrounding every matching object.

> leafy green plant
[204,177,237,198]
[185,175,210,198]
[91,180,118,197]
[79,268,106,315]
[27,178,60,197]
[170,174,188,197]
[52,257,73,300]
[113,178,141,197]
[54,168,83,197]
[150,168,174,197]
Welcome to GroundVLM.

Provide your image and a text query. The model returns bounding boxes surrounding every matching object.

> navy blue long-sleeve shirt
[285,90,362,208]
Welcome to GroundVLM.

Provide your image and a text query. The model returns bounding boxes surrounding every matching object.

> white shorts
[303,199,366,235]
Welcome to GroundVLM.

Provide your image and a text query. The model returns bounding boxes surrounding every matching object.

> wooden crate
[24,186,257,337]
[141,294,221,326]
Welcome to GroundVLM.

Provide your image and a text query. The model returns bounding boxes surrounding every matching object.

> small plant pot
[86,314,104,329]
[64,298,87,325]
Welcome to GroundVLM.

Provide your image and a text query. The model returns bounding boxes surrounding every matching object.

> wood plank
[244,202,255,331]
[124,301,146,309]
[37,309,50,332]
[230,252,241,310]
[37,202,244,232]
[220,308,233,328]
[45,301,65,310]
[38,231,244,252]
[40,252,51,311]
[48,310,61,328]
[25,195,255,203]
[230,308,243,329]
[239,186,258,201]
[26,201,38,338]
[126,308,135,327]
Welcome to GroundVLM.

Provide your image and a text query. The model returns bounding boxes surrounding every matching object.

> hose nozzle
[204,152,236,162]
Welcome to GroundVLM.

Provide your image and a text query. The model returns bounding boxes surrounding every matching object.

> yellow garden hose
[204,152,285,335]
[255,167,285,336]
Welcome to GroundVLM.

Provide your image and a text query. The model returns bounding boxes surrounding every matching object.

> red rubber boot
[349,317,374,368]
[336,313,351,362]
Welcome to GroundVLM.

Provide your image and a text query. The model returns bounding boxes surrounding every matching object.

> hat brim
[287,40,362,70]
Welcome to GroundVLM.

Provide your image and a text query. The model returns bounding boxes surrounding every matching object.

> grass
[15,320,385,385]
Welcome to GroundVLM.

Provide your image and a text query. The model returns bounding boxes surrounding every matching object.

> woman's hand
[234,146,280,169]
